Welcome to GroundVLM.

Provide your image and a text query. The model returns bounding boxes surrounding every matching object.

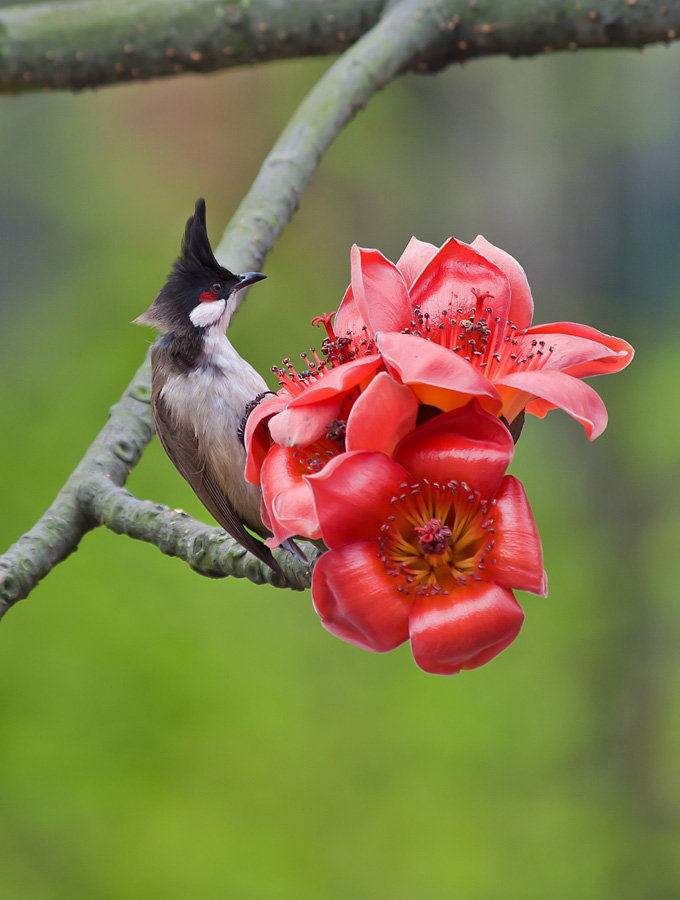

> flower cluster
[244,236,633,674]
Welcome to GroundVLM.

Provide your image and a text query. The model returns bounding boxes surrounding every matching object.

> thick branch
[0,0,459,619]
[0,0,677,93]
[0,0,387,92]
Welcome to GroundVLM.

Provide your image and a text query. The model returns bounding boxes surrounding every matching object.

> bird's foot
[238,391,276,444]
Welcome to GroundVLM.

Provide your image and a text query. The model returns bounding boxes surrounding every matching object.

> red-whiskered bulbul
[135,198,283,574]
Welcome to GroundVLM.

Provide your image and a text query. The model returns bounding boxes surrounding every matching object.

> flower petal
[306,450,412,548]
[490,476,547,596]
[312,543,412,652]
[269,395,344,447]
[409,237,512,325]
[244,393,289,484]
[523,397,555,418]
[260,445,322,543]
[287,354,383,407]
[333,284,364,338]
[395,236,438,287]
[409,583,525,675]
[350,245,411,333]
[346,372,418,455]
[525,321,634,377]
[508,333,626,378]
[471,235,534,328]
[495,369,608,440]
[378,331,502,414]
[393,402,514,498]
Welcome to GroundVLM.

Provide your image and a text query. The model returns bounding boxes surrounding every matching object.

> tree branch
[0,0,388,92]
[0,357,154,616]
[0,0,464,619]
[80,483,320,589]
[215,0,464,270]
[0,0,677,94]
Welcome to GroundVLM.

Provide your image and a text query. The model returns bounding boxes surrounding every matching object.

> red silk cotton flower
[322,235,633,439]
[242,233,633,675]
[307,403,546,675]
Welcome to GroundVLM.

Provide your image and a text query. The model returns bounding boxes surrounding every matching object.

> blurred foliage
[1,42,679,899]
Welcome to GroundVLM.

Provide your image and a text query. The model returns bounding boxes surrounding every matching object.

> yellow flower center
[378,479,496,597]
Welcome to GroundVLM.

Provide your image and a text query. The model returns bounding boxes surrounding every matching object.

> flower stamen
[326,419,347,444]
[376,481,495,597]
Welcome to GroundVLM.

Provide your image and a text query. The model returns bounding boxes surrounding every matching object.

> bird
[135,198,284,574]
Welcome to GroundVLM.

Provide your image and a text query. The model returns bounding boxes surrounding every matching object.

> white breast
[160,331,269,527]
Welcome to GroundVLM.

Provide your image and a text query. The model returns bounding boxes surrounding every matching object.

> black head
[135,199,265,334]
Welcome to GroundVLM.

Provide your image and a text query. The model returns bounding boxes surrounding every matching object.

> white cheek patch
[189,298,226,328]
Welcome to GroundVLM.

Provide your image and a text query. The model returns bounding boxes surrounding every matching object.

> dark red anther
[326,419,347,444]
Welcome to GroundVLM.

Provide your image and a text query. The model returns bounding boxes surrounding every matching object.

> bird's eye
[211,283,221,295]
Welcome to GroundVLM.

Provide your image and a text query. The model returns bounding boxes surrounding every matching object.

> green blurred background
[1,33,679,900]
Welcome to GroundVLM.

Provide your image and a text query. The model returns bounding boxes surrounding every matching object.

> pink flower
[323,235,633,439]
[245,371,418,545]
[306,403,546,675]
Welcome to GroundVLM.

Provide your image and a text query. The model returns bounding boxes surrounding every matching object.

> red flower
[326,235,633,439]
[306,403,546,675]
[245,372,418,545]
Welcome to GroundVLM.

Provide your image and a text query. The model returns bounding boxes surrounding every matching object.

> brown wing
[151,386,282,575]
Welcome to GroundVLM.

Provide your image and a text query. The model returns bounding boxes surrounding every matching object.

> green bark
[0,0,387,92]
[0,0,677,93]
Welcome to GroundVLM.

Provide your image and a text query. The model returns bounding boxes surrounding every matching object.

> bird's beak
[236,271,266,290]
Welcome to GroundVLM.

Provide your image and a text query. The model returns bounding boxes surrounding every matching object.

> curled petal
[378,331,502,414]
[269,395,343,447]
[350,245,411,333]
[346,372,418,455]
[306,451,412,548]
[333,284,364,338]
[260,445,321,543]
[490,476,547,596]
[409,237,511,325]
[287,354,382,407]
[495,369,608,440]
[409,583,525,675]
[471,235,534,329]
[244,393,289,484]
[395,236,438,287]
[525,321,634,377]
[312,543,412,652]
[510,332,627,375]
[394,403,513,499]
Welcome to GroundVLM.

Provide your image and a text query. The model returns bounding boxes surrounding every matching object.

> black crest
[172,198,234,285]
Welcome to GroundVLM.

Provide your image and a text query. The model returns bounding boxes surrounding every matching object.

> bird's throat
[189,297,226,328]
